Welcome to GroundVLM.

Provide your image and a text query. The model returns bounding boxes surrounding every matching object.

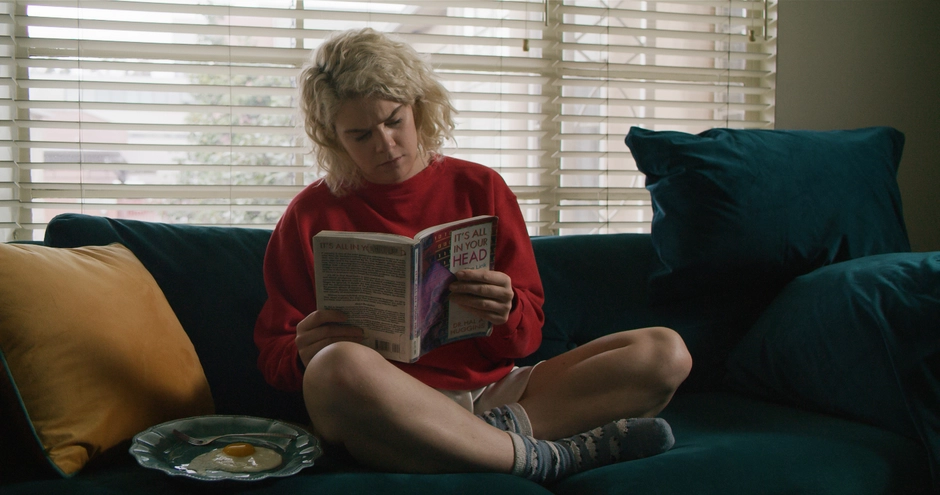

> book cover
[313,215,497,362]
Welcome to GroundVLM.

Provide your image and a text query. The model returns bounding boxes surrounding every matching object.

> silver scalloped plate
[130,415,322,481]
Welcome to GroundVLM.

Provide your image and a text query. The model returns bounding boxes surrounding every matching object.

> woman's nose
[375,127,395,152]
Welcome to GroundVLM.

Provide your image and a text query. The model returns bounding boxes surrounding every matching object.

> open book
[312,215,497,363]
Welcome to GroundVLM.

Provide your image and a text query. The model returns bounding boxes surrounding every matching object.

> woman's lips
[379,155,402,167]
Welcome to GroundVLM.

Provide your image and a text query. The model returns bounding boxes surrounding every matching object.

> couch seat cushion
[554,392,933,495]
[0,458,554,495]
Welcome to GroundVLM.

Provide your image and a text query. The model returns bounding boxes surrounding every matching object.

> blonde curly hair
[298,28,456,195]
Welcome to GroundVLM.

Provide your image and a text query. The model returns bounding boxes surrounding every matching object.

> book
[312,215,498,363]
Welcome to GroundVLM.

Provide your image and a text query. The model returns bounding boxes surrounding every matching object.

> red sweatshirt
[254,156,545,392]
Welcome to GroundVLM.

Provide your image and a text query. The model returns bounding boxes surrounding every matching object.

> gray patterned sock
[508,431,572,484]
[476,403,533,436]
[508,418,674,484]
[558,418,675,471]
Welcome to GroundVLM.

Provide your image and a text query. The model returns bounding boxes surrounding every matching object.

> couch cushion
[42,214,306,423]
[527,233,746,391]
[725,252,940,488]
[2,393,930,494]
[555,392,933,495]
[625,126,909,305]
[0,457,554,495]
[623,126,910,389]
[0,243,214,477]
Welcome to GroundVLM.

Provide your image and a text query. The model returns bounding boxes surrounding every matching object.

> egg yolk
[222,442,256,457]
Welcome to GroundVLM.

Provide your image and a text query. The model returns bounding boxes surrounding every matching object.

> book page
[313,236,414,361]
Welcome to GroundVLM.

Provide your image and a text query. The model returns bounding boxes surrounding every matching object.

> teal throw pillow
[625,126,910,305]
[725,252,940,487]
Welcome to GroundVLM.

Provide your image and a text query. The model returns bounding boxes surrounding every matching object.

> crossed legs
[302,326,691,476]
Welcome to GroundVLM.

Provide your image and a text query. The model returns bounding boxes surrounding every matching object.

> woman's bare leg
[519,326,692,440]
[303,341,514,473]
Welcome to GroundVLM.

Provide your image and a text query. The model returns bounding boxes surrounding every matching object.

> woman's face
[333,96,423,185]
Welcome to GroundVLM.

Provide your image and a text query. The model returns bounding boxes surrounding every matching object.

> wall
[775,0,940,251]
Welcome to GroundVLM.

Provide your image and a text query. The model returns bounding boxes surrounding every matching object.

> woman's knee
[303,341,378,396]
[639,326,693,392]
[302,342,386,439]
[302,342,383,414]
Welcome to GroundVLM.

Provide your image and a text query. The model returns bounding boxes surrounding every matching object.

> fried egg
[187,442,283,474]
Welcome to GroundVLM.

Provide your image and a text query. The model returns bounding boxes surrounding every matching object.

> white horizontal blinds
[553,0,776,234]
[0,0,775,240]
[0,2,17,239]
[1,0,550,238]
[408,3,551,233]
[7,0,313,238]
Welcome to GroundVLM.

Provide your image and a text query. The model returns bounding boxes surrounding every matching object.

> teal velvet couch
[1,212,936,495]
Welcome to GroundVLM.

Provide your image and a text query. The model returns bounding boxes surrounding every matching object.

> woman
[254,27,692,484]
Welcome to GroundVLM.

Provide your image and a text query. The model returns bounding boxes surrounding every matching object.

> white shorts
[435,364,537,414]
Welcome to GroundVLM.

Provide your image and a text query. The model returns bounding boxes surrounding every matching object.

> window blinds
[0,0,776,240]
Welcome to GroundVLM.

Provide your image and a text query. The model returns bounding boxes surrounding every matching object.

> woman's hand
[448,269,515,326]
[295,309,364,367]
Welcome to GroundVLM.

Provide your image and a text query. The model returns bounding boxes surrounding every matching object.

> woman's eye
[388,119,403,127]
[354,132,370,142]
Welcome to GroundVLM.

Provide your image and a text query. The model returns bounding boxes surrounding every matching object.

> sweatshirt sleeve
[253,206,314,392]
[474,179,545,361]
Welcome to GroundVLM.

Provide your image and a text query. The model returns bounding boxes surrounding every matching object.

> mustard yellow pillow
[0,242,214,477]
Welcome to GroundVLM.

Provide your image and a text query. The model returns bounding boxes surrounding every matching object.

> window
[0,0,776,241]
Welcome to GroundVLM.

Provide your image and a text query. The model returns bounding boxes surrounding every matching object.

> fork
[171,428,295,446]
